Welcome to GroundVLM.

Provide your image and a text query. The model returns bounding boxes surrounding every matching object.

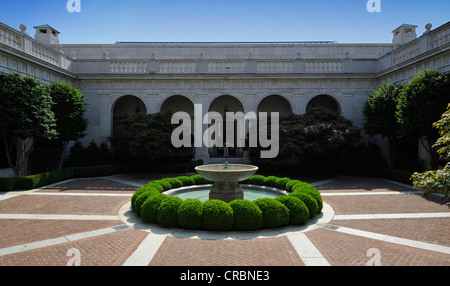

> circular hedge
[131,174,323,231]
[178,199,203,230]
[229,200,263,231]
[203,200,234,231]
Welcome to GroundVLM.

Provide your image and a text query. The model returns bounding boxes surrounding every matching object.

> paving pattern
[0,174,448,266]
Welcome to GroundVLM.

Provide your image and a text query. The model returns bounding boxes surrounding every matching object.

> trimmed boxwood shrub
[289,192,318,218]
[264,176,278,187]
[131,186,160,211]
[190,175,211,185]
[292,185,323,212]
[152,179,172,191]
[176,176,196,187]
[246,175,266,185]
[144,182,164,193]
[285,180,303,192]
[275,177,291,190]
[165,178,183,189]
[157,196,183,228]
[254,198,290,228]
[275,196,309,225]
[178,199,203,230]
[134,189,161,215]
[140,194,168,223]
[202,200,234,231]
[229,200,263,231]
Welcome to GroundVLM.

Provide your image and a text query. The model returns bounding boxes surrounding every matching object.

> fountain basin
[195,164,259,202]
[195,164,259,183]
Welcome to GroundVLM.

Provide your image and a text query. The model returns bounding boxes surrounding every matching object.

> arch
[160,95,195,117]
[208,94,244,114]
[112,95,147,137]
[257,94,293,116]
[305,94,341,114]
[207,95,245,158]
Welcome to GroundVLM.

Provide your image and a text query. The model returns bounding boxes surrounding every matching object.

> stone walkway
[0,174,448,266]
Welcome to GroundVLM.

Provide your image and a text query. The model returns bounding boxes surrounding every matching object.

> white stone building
[0,20,449,170]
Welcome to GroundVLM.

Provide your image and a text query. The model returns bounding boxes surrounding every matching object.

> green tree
[363,81,401,167]
[396,69,450,169]
[110,112,176,163]
[47,81,88,150]
[412,103,450,199]
[249,107,360,167]
[31,81,89,171]
[0,73,57,176]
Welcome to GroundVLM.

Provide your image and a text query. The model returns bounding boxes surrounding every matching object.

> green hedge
[229,200,263,231]
[157,196,183,228]
[0,159,202,192]
[140,194,168,223]
[289,191,318,218]
[254,198,290,228]
[275,196,309,225]
[203,200,234,231]
[178,199,203,230]
[132,174,324,231]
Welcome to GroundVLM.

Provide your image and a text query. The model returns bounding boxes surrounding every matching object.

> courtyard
[0,173,448,267]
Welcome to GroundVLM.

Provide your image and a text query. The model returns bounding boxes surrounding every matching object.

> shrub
[229,200,263,231]
[140,194,168,223]
[202,200,234,231]
[165,178,183,189]
[285,180,302,192]
[275,196,309,225]
[176,176,196,187]
[134,189,161,216]
[275,177,291,189]
[178,199,203,230]
[254,198,290,228]
[292,185,323,212]
[289,192,318,218]
[190,175,211,185]
[132,186,160,211]
[157,196,183,228]
[14,175,40,190]
[153,180,172,191]
[247,175,266,185]
[0,178,15,192]
[264,176,278,187]
[143,182,163,193]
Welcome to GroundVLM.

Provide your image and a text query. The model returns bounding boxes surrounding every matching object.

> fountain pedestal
[209,182,244,202]
[195,164,258,203]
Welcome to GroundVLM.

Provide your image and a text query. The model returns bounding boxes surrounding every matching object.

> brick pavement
[0,174,448,266]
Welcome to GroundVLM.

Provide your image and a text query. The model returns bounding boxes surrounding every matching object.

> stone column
[98,93,111,143]
[193,93,210,164]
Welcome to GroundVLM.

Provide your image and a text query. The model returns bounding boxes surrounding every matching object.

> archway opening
[208,95,244,158]
[257,95,293,116]
[160,95,194,117]
[306,94,340,114]
[112,95,147,137]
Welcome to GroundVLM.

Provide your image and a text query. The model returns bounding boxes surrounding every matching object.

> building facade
[0,21,449,167]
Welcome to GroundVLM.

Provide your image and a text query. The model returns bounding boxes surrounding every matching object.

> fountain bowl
[195,164,259,202]
[195,164,259,183]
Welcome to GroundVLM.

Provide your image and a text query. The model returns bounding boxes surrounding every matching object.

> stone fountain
[195,164,259,202]
[195,146,258,202]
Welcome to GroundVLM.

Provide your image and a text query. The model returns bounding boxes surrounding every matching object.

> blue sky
[0,0,449,44]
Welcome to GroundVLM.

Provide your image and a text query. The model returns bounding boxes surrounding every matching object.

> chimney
[33,24,60,46]
[392,24,417,48]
